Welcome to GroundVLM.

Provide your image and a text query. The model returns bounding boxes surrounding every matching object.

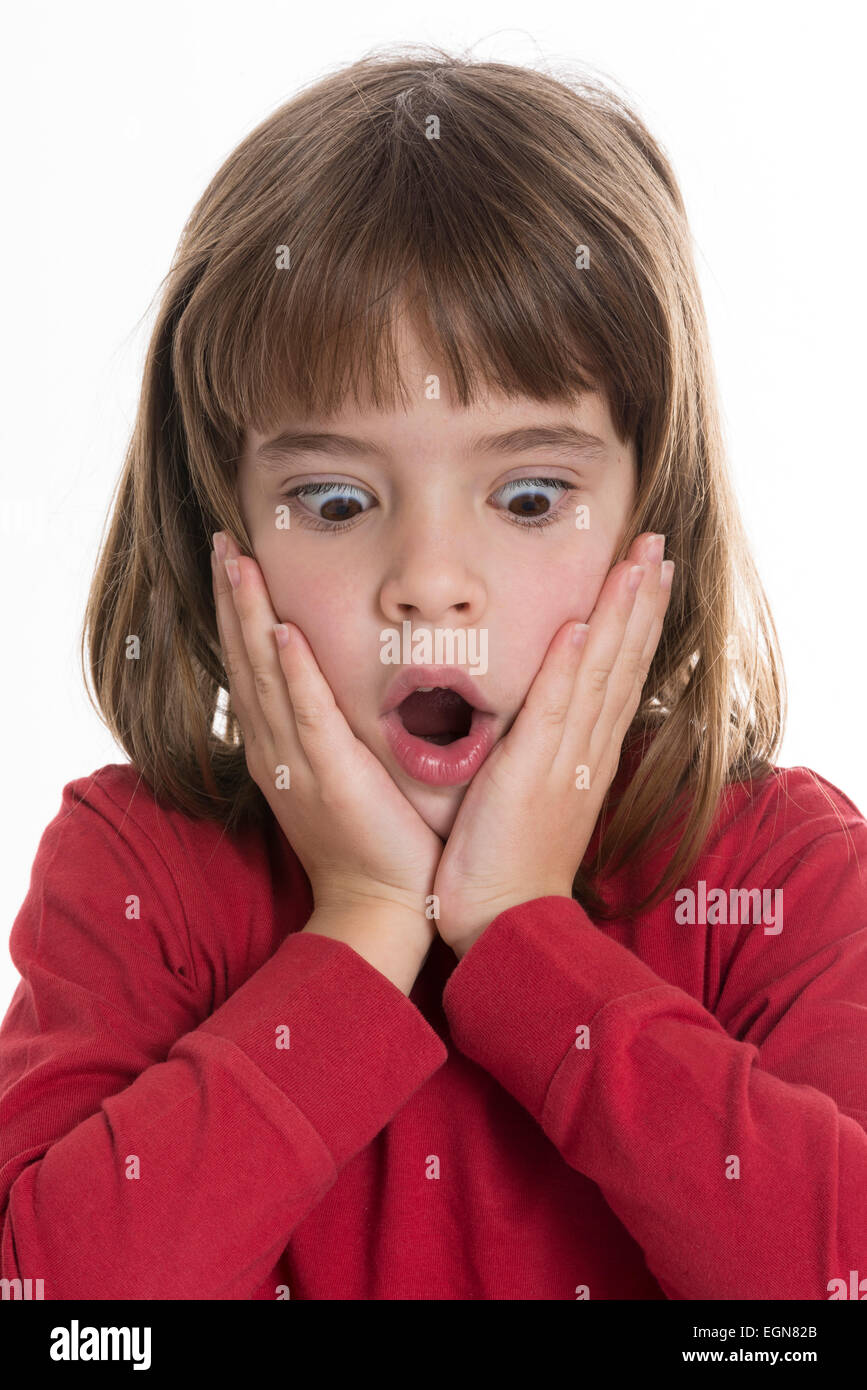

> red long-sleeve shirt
[1,757,866,1300]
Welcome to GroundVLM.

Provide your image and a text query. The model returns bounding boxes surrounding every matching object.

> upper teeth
[417,686,436,692]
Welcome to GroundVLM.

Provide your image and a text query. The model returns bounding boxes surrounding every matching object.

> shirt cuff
[195,929,448,1170]
[441,895,671,1120]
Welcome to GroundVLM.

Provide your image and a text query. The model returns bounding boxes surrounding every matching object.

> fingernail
[660,560,675,589]
[645,534,665,563]
[225,558,240,590]
[571,622,590,646]
[212,532,227,563]
[627,564,645,593]
[273,623,290,650]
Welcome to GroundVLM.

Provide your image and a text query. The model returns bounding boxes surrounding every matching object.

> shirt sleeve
[0,777,447,1300]
[440,824,867,1300]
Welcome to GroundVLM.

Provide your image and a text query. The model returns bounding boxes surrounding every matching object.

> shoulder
[709,762,867,876]
[12,763,297,989]
[705,764,867,1040]
[35,761,237,881]
[693,761,867,976]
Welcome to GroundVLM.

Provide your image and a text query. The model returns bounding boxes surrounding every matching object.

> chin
[350,717,467,839]
[408,783,466,840]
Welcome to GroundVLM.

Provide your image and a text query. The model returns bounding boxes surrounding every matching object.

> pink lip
[380,706,499,786]
[380,664,495,717]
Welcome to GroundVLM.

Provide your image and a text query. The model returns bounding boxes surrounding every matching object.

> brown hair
[81,42,787,919]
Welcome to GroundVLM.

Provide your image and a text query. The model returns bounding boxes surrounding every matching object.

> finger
[591,556,675,772]
[596,543,664,731]
[498,535,653,774]
[225,554,297,730]
[222,545,365,801]
[211,542,239,672]
[503,618,590,770]
[270,621,370,802]
[627,557,673,706]
[569,557,646,742]
[211,548,273,756]
[609,557,674,744]
[220,550,319,780]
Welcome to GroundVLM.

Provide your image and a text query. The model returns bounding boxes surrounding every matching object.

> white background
[1,0,864,1008]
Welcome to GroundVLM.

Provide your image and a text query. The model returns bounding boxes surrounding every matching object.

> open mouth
[395,687,474,745]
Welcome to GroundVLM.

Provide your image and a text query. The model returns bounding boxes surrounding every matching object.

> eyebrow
[253,423,608,472]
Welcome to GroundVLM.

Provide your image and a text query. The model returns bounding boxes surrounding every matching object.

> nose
[378,518,486,627]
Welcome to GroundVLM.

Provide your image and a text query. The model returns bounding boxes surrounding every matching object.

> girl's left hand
[433,532,674,958]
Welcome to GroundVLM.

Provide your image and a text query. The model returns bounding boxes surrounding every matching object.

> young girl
[1,46,865,1302]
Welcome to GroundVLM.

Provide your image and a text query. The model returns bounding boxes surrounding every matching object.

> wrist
[304,902,435,997]
[314,884,418,920]
[447,886,574,954]
[307,898,435,945]
[450,927,486,962]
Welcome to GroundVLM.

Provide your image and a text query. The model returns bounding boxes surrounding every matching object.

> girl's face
[237,322,638,839]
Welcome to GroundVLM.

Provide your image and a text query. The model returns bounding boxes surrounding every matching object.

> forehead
[246,319,614,459]
[244,392,620,475]
[247,299,602,431]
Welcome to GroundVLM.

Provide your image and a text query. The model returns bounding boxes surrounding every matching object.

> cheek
[260,560,366,682]
[500,546,609,655]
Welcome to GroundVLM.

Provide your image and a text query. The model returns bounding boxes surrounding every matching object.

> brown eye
[319,496,362,522]
[492,477,576,528]
[508,491,549,517]
[283,481,372,530]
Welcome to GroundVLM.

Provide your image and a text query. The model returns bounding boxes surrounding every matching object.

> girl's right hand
[211,532,444,933]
